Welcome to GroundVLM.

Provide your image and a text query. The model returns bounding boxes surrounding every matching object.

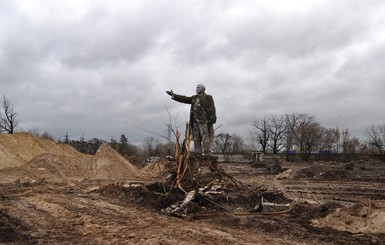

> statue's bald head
[196,83,206,94]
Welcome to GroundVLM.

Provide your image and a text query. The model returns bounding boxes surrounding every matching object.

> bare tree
[268,115,288,154]
[284,128,295,161]
[252,117,270,153]
[136,107,182,157]
[231,133,245,153]
[286,113,304,153]
[213,133,233,154]
[287,113,323,161]
[143,136,164,156]
[319,128,339,152]
[0,95,18,134]
[118,134,129,155]
[302,122,323,161]
[366,124,385,158]
[341,129,361,157]
[246,130,258,152]
[212,132,244,162]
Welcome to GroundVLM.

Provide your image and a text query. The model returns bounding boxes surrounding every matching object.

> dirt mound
[24,153,92,180]
[0,133,142,182]
[313,201,385,234]
[141,161,167,178]
[276,168,293,179]
[294,167,317,178]
[0,209,31,244]
[99,183,181,210]
[0,132,83,169]
[294,165,351,180]
[91,144,142,179]
[321,169,351,180]
[0,144,25,169]
[19,144,142,181]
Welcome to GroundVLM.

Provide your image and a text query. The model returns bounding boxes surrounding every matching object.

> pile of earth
[0,132,81,169]
[140,159,167,178]
[0,133,142,182]
[98,181,293,218]
[313,200,385,234]
[293,164,352,180]
[251,161,287,175]
[0,209,31,244]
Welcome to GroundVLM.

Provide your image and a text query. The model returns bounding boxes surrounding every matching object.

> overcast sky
[1,0,384,144]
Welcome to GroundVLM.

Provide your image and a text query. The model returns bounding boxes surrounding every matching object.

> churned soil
[1,133,385,244]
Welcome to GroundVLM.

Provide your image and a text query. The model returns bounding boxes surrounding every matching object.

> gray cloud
[1,0,385,144]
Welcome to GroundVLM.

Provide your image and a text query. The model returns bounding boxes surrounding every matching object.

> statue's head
[196,83,206,94]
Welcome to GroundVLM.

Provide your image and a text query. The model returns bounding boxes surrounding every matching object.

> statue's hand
[166,90,174,96]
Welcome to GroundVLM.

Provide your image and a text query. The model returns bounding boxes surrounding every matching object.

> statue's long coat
[172,92,216,126]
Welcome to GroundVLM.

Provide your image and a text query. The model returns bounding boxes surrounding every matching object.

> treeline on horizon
[1,93,384,163]
[21,112,385,163]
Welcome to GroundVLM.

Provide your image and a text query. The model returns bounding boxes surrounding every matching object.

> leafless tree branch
[0,95,18,134]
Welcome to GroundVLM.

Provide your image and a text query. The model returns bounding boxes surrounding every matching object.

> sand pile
[313,201,385,234]
[0,132,83,168]
[141,161,166,178]
[0,133,142,182]
[91,144,142,179]
[26,154,92,180]
[0,144,25,169]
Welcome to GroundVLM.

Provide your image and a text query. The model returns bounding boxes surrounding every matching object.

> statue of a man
[166,84,216,155]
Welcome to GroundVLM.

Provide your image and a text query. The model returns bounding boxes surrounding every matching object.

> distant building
[251,151,264,163]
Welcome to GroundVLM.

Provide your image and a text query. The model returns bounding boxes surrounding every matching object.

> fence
[213,152,384,163]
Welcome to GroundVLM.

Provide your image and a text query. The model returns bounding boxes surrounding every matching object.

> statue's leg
[194,140,202,154]
[192,122,202,154]
[201,124,211,155]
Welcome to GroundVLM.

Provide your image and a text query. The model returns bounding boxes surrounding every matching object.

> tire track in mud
[2,194,87,243]
[1,188,156,243]
[2,159,385,244]
[280,179,385,203]
[1,182,288,244]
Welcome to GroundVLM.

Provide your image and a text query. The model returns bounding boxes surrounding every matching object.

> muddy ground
[1,134,385,244]
[1,161,384,244]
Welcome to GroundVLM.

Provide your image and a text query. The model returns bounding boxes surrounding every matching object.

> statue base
[187,153,220,187]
